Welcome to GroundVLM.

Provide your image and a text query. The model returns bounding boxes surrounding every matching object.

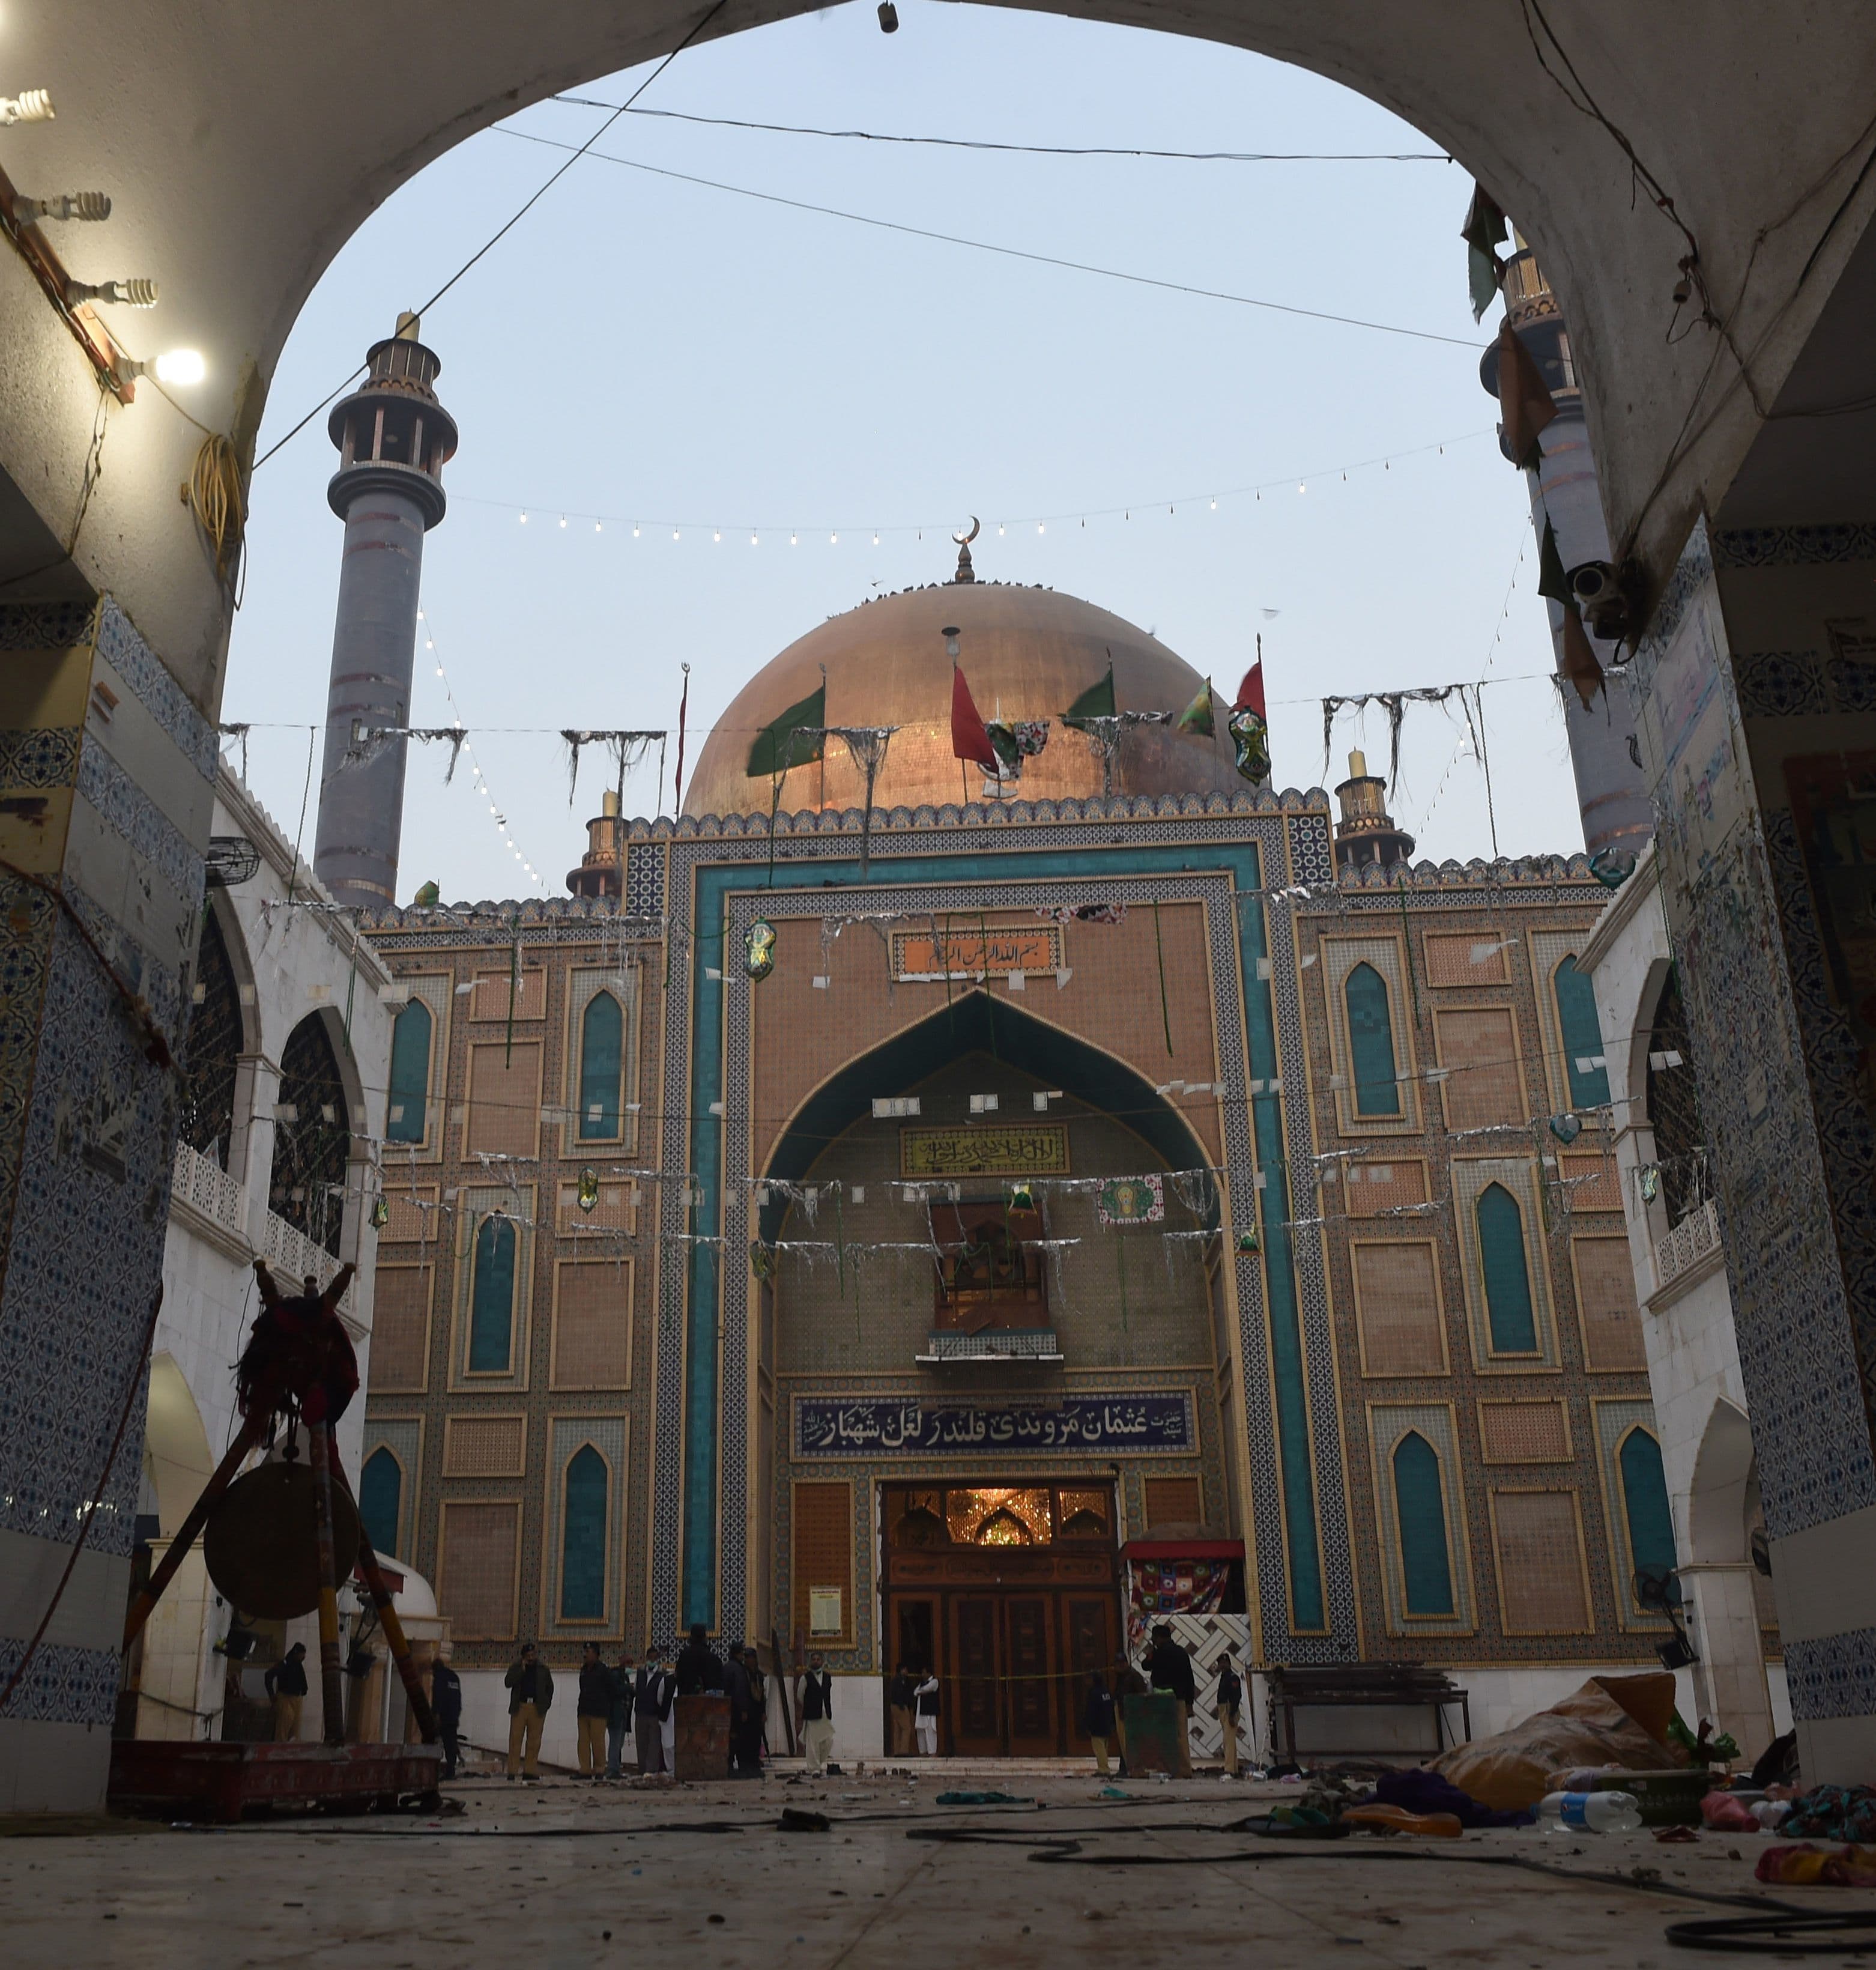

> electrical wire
[493,126,1479,350]
[546,96,1453,164]
[250,0,731,474]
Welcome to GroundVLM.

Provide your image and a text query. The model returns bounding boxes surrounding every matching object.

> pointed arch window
[1619,1426,1678,1593]
[467,1215,518,1372]
[180,907,244,1170]
[1477,1183,1538,1353]
[1345,962,1402,1117]
[358,1446,403,1560]
[1554,956,1611,1109]
[560,1444,608,1619]
[386,999,432,1145]
[578,991,624,1140]
[1393,1431,1455,1616]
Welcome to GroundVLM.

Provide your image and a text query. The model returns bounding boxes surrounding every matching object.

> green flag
[1462,183,1507,321]
[746,683,826,778]
[1176,677,1215,738]
[1062,661,1116,726]
[1537,515,1573,609]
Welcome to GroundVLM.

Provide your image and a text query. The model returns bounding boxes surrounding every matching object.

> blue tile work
[1629,520,1876,1539]
[650,807,1364,1665]
[0,904,176,1561]
[0,1637,121,1727]
[93,598,219,784]
[625,841,664,923]
[0,601,95,652]
[0,727,81,789]
[77,735,207,913]
[1784,1626,1876,1723]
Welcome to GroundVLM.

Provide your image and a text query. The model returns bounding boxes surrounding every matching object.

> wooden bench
[1266,1662,1470,1764]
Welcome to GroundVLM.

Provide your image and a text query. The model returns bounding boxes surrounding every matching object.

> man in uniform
[504,1641,554,1781]
[430,1646,462,1778]
[265,1641,308,1741]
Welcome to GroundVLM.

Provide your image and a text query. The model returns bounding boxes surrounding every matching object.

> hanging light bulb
[1037,523,1045,535]
[714,529,721,542]
[871,532,879,545]
[790,532,797,546]
[1210,498,1217,510]
[65,277,157,308]
[519,510,529,523]
[751,532,759,546]
[633,524,640,537]
[673,528,680,541]
[831,532,838,545]
[15,192,109,225]
[558,515,567,528]
[594,520,602,533]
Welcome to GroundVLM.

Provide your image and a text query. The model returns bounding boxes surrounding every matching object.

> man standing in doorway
[265,1641,307,1742]
[1083,1668,1117,1777]
[504,1641,554,1782]
[430,1647,462,1779]
[576,1641,613,1781]
[1215,1653,1244,1778]
[799,1652,835,1774]
[914,1665,940,1758]
[888,1662,916,1757]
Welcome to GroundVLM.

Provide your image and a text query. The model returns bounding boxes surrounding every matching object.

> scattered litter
[936,1790,1031,1806]
[1756,1843,1876,1887]
[1099,1786,1131,1800]
[1342,1804,1462,1839]
[779,1808,831,1832]
[1652,1825,1699,1844]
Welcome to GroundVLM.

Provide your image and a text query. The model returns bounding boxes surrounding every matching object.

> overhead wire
[494,125,1479,349]
[546,96,1454,164]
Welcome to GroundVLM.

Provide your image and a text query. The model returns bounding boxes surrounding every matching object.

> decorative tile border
[0,727,81,790]
[94,598,219,784]
[0,1637,120,1726]
[1713,524,1876,569]
[77,735,207,914]
[1784,1624,1876,1722]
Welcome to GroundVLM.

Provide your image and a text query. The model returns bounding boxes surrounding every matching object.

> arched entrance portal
[757,995,1241,1757]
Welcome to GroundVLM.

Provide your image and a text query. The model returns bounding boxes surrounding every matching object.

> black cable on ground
[1663,1911,1876,1956]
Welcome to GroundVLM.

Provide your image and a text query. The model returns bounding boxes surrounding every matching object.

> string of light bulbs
[455,425,1493,548]
[416,608,547,891]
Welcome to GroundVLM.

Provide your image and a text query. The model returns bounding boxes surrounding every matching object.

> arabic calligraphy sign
[793,1392,1195,1458]
[900,1124,1070,1178]
[891,924,1063,981]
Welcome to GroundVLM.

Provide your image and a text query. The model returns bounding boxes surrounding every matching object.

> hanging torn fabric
[1495,317,1557,468]
[984,719,1050,783]
[1462,181,1508,321]
[820,725,897,870]
[560,729,663,808]
[1319,683,1464,792]
[1036,902,1127,926]
[1538,515,1605,706]
[341,723,470,783]
[1175,678,1215,738]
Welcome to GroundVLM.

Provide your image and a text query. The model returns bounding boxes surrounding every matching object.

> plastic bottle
[1534,1790,1645,1833]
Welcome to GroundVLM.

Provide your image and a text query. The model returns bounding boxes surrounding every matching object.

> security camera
[1567,558,1641,641]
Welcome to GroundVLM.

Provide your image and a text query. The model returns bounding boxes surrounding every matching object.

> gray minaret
[312,314,457,909]
[1482,247,1652,863]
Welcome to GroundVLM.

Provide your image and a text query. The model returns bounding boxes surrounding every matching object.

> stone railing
[260,1208,354,1311]
[917,1329,1063,1364]
[170,1139,248,1241]
[1655,1199,1721,1294]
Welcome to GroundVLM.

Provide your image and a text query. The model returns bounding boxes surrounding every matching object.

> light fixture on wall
[123,347,206,385]
[13,190,109,223]
[65,276,158,308]
[0,89,55,126]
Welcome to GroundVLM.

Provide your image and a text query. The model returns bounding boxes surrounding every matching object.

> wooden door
[1061,1593,1118,1750]
[950,1597,1003,1755]
[1004,1595,1058,1754]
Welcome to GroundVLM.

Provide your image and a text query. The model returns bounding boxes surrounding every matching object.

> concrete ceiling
[4,1,1876,705]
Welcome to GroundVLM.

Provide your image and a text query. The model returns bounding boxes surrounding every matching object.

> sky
[223,0,1582,905]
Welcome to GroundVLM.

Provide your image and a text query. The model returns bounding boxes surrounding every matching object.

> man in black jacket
[887,1663,916,1757]
[1215,1653,1244,1778]
[264,1641,308,1742]
[1146,1624,1196,1777]
[799,1652,835,1774]
[634,1652,672,1776]
[576,1641,614,1781]
[1082,1669,1118,1776]
[607,1649,634,1781]
[504,1643,554,1781]
[725,1643,763,1778]
[430,1648,463,1778]
[676,1622,723,1696]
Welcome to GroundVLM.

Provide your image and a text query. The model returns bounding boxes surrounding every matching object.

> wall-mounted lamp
[65,276,158,308]
[0,89,55,126]
[124,347,205,385]
[942,625,961,661]
[14,191,109,224]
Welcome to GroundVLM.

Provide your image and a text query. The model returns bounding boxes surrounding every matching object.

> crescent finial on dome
[951,515,980,584]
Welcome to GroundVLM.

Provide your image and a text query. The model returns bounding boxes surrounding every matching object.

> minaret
[1483,245,1651,862]
[1333,751,1415,874]
[567,790,624,899]
[312,314,457,910]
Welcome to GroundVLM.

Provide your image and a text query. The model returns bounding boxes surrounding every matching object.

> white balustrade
[260,1208,354,1310]
[170,1139,247,1239]
[1654,1198,1720,1293]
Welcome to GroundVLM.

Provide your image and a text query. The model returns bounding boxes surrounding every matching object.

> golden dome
[682,571,1248,816]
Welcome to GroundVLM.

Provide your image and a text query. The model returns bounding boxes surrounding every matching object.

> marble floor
[1,1772,1871,1966]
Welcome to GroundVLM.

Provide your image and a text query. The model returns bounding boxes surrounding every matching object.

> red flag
[1233,658,1266,718]
[951,666,997,769]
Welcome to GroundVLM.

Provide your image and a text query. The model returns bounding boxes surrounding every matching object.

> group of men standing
[1079,1628,1246,1778]
[883,1664,942,1757]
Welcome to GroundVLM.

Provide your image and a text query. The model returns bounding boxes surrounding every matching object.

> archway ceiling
[8,2,1876,682]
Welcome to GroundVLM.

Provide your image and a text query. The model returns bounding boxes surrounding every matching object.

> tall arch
[386,998,433,1147]
[179,906,246,1171]
[1345,962,1402,1117]
[578,990,625,1140]
[560,1444,609,1620]
[358,1445,404,1560]
[1476,1183,1537,1354]
[468,1214,519,1372]
[1393,1431,1455,1616]
[1552,955,1610,1109]
[1618,1425,1678,1587]
[270,1013,352,1256]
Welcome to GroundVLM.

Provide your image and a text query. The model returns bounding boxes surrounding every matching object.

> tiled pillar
[1678,1563,1776,1755]
[0,599,213,1811]
[1629,520,1876,1782]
